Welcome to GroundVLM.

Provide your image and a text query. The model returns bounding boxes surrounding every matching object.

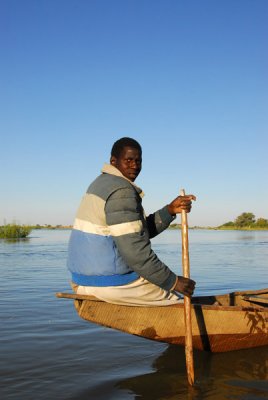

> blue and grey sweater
[67,164,177,290]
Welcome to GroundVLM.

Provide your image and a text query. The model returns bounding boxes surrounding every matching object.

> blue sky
[1,0,267,227]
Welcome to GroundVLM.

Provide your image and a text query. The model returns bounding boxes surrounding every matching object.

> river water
[1,229,267,400]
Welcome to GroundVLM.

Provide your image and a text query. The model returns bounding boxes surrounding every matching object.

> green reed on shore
[0,224,32,239]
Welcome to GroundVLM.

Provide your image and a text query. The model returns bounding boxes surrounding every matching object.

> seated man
[67,137,196,306]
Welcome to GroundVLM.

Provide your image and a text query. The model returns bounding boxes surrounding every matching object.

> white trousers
[72,277,182,307]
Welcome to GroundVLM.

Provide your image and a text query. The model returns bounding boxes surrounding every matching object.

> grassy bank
[0,224,32,239]
[169,224,268,231]
[217,226,268,231]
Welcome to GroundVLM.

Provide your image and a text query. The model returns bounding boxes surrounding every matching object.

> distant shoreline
[30,225,268,231]
[169,224,268,231]
[31,225,73,230]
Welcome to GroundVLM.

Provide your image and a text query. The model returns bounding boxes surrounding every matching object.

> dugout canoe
[56,288,268,353]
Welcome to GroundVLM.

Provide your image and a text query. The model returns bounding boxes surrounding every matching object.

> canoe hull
[75,296,268,353]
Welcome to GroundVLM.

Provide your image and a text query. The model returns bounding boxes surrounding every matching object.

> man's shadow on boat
[116,344,268,399]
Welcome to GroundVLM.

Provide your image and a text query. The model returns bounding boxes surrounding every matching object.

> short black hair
[111,137,142,158]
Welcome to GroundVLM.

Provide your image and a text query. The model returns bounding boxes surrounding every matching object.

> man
[67,137,196,306]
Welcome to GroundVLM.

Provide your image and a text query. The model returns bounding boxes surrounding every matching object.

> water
[0,229,267,400]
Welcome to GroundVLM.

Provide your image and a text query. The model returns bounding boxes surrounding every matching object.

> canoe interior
[192,287,268,308]
[57,288,268,353]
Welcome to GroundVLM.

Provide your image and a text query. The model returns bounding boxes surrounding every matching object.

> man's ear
[110,156,116,165]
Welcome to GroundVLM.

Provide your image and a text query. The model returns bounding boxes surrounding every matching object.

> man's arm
[105,187,177,290]
[146,206,175,238]
[105,187,195,295]
[146,194,196,238]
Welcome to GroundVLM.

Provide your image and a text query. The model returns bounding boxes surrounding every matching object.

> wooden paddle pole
[180,188,195,386]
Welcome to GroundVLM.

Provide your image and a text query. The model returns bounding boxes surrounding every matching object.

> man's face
[111,146,142,182]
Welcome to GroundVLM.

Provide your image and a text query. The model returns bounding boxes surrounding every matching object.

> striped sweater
[67,163,177,290]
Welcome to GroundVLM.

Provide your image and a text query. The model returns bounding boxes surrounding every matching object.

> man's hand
[174,276,196,297]
[167,194,196,216]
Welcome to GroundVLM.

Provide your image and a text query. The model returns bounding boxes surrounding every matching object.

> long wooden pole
[180,188,195,386]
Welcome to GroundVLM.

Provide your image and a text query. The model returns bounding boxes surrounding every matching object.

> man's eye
[125,158,141,164]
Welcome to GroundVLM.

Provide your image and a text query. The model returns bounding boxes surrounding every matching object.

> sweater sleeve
[146,206,176,238]
[105,186,177,291]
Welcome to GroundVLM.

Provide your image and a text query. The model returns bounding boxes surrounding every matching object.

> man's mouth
[129,169,139,176]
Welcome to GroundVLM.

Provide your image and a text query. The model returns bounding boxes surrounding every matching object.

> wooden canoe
[56,288,268,353]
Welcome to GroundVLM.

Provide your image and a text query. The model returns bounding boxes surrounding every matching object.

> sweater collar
[101,163,144,198]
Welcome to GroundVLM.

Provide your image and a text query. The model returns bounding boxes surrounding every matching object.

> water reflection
[117,345,268,400]
[1,237,31,244]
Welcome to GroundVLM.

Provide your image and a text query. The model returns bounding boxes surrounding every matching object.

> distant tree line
[1,214,267,239]
[219,213,268,229]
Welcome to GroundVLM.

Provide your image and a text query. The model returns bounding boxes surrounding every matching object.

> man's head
[110,137,142,182]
